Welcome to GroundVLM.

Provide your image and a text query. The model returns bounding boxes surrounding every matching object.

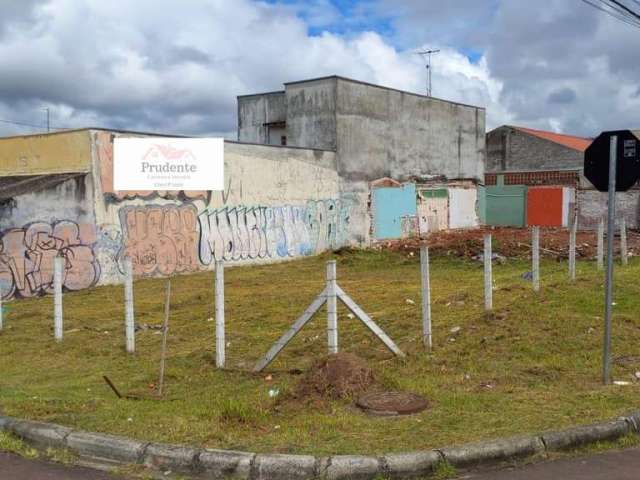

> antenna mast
[415,49,440,97]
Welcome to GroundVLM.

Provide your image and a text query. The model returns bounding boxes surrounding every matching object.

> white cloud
[0,0,509,138]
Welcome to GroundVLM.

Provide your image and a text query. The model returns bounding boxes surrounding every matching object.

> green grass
[0,430,76,464]
[1,249,639,456]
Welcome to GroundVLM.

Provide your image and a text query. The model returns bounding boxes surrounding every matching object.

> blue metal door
[372,184,417,240]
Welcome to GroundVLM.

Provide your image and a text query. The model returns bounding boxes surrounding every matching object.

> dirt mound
[294,352,376,401]
[376,227,640,259]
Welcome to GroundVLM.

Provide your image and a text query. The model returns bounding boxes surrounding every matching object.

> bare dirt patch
[376,227,640,259]
[293,352,376,401]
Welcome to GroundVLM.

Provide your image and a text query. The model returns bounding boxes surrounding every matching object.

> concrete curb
[1,411,639,479]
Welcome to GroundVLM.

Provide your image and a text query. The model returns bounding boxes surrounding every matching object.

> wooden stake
[158,280,171,397]
[326,260,338,355]
[484,234,492,311]
[532,226,540,292]
[54,256,63,341]
[420,246,432,351]
[597,217,604,271]
[124,258,135,353]
[215,260,225,368]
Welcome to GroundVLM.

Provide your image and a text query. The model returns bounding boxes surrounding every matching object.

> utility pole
[415,49,440,97]
[44,107,50,132]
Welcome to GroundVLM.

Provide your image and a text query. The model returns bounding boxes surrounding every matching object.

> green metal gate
[483,185,527,227]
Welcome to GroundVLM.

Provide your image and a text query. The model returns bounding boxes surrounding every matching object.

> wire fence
[0,222,634,392]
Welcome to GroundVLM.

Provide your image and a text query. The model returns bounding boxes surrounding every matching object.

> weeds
[1,251,639,455]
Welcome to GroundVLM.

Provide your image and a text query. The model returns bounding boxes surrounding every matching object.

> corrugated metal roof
[514,126,593,152]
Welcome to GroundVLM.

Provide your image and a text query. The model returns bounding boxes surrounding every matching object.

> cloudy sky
[0,0,639,138]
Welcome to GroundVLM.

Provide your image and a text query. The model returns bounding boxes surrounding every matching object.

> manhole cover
[356,391,429,416]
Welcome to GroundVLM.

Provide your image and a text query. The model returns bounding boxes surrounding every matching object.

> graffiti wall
[118,204,199,276]
[198,199,352,264]
[0,221,100,300]
[0,130,356,299]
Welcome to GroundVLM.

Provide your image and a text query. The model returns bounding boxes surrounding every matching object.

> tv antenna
[415,49,440,97]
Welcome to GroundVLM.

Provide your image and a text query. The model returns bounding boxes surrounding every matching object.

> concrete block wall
[486,126,583,173]
[237,92,286,145]
[335,78,485,183]
[577,189,640,229]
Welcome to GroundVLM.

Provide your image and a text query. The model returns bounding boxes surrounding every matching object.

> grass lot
[1,248,640,456]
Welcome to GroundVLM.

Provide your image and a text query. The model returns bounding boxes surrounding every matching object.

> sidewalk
[461,447,640,480]
[0,451,122,480]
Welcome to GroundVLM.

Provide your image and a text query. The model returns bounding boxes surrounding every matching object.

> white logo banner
[113,137,224,191]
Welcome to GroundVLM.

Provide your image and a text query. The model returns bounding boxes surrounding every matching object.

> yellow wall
[0,130,92,176]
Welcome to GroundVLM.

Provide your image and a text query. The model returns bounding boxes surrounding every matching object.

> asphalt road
[0,452,122,479]
[460,447,640,480]
[2,447,640,479]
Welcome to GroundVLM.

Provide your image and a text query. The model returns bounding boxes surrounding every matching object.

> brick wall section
[485,170,579,186]
[486,126,584,172]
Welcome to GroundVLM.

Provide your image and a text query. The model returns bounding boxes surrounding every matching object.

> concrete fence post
[420,246,432,351]
[621,217,628,266]
[597,217,604,271]
[53,256,63,341]
[532,226,540,292]
[124,258,135,353]
[484,234,493,311]
[215,261,225,368]
[569,216,577,281]
[327,260,338,354]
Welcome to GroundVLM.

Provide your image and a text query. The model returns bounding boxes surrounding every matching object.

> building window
[280,135,287,146]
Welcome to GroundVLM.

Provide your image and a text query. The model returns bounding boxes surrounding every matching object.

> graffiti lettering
[118,204,199,276]
[198,199,352,265]
[0,221,100,300]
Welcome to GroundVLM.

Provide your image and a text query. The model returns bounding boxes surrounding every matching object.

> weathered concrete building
[484,125,640,229]
[0,76,487,299]
[486,125,588,173]
[239,75,486,240]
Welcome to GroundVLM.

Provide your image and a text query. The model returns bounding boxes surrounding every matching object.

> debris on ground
[375,227,640,259]
[293,352,376,401]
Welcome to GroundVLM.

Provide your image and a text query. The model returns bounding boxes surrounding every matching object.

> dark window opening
[280,135,287,146]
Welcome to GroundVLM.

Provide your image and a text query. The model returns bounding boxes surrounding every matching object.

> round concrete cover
[356,391,429,416]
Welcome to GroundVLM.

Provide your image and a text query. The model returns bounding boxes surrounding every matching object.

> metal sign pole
[603,135,617,385]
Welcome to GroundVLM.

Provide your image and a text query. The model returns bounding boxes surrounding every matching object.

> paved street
[461,447,640,480]
[0,452,122,480]
[2,447,640,479]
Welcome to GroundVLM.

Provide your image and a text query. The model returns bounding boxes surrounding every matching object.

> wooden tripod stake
[253,260,405,372]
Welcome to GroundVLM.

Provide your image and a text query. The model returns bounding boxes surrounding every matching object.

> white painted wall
[448,188,479,229]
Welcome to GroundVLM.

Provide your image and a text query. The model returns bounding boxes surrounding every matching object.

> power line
[0,118,49,129]
[609,0,640,20]
[586,0,640,25]
[0,117,75,132]
[578,0,640,28]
